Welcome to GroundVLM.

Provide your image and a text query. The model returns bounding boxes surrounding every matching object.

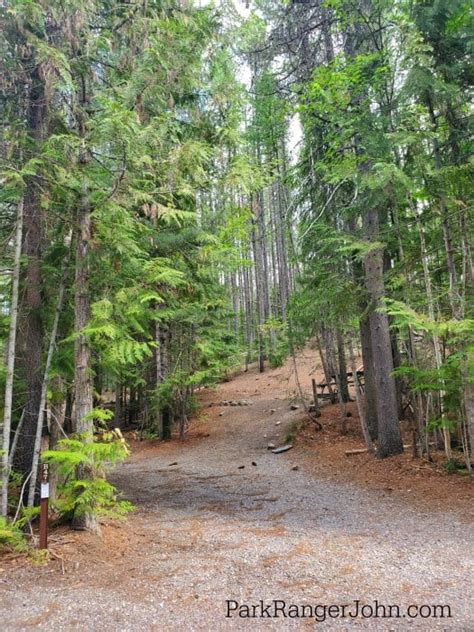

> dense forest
[0,0,472,541]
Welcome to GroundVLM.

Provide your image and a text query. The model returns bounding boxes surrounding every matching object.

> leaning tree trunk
[1,199,23,517]
[349,338,374,454]
[27,267,67,507]
[363,208,403,458]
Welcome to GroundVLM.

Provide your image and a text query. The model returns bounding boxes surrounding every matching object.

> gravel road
[1,365,473,631]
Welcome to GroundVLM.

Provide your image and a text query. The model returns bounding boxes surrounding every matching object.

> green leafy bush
[42,429,133,521]
[0,517,27,553]
[443,458,468,475]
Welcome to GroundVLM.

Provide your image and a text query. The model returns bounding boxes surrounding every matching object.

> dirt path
[1,356,473,630]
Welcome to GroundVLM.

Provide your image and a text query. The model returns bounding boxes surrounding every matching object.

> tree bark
[336,330,350,403]
[359,313,378,441]
[363,208,403,457]
[251,195,265,373]
[349,338,374,454]
[71,76,96,531]
[461,355,474,470]
[16,62,46,488]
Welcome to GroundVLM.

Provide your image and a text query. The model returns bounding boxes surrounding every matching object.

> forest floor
[1,348,473,631]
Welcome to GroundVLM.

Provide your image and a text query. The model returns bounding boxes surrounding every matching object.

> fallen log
[345,448,370,456]
[345,442,435,456]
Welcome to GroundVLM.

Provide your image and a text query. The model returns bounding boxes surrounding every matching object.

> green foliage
[385,299,474,342]
[388,299,473,427]
[42,430,132,521]
[0,517,27,553]
[263,319,289,368]
[443,458,468,475]
[84,407,114,430]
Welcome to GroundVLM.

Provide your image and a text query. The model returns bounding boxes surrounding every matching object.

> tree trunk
[426,96,460,319]
[28,267,67,506]
[315,333,337,404]
[461,356,474,470]
[114,379,122,428]
[242,242,254,369]
[251,196,265,373]
[389,321,404,419]
[336,330,350,403]
[363,208,403,457]
[414,204,452,459]
[359,313,378,441]
[157,321,171,439]
[349,338,374,454]
[274,156,290,321]
[311,379,321,417]
[162,406,172,441]
[63,389,73,435]
[71,78,96,531]
[49,377,66,501]
[16,62,46,488]
[1,199,23,517]
[321,326,337,380]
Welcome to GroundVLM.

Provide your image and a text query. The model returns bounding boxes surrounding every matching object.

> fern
[42,430,133,521]
[0,517,27,553]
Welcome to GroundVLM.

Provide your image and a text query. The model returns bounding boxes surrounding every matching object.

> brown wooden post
[39,463,49,549]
